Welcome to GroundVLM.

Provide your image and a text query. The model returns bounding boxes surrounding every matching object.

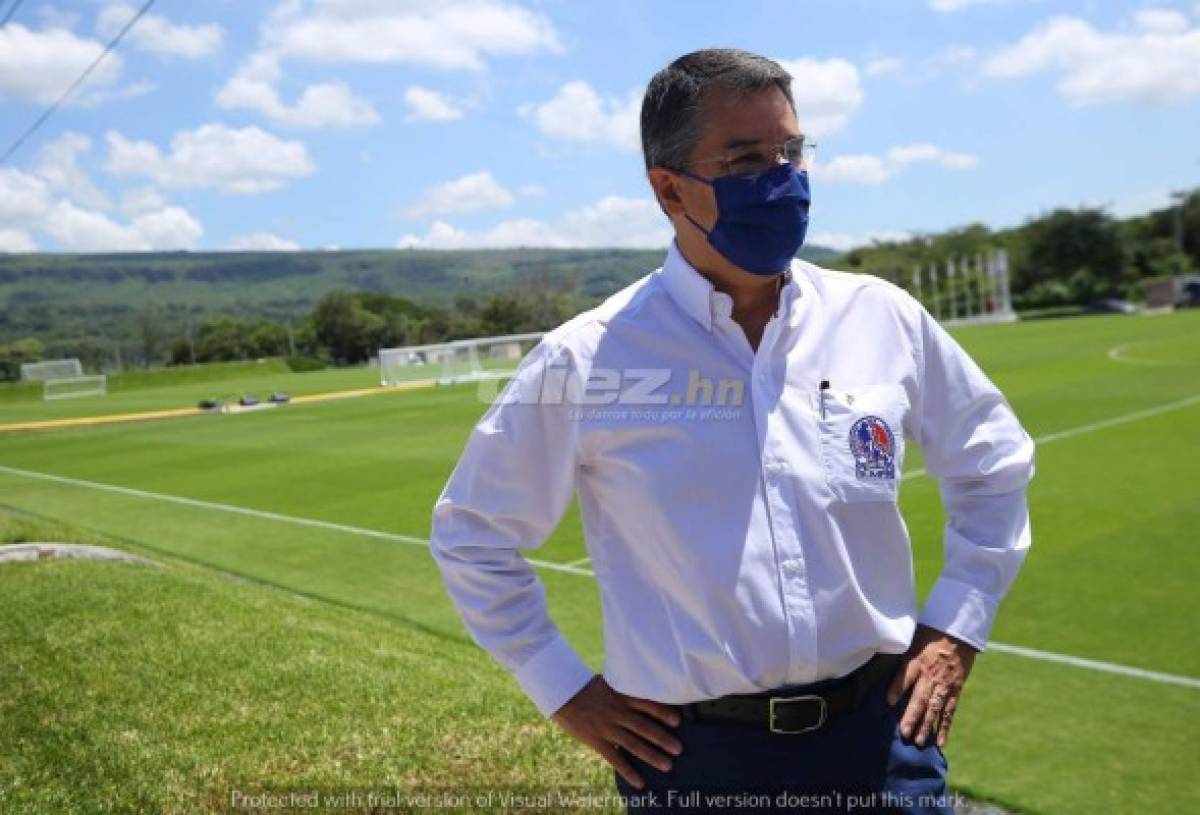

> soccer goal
[21,358,83,382]
[379,332,545,387]
[43,375,107,401]
[910,248,1016,326]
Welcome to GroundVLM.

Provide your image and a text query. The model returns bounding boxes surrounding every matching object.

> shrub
[285,355,326,373]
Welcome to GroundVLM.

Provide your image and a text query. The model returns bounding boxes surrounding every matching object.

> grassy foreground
[0,513,612,815]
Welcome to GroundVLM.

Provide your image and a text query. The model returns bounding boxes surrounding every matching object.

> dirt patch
[0,542,160,567]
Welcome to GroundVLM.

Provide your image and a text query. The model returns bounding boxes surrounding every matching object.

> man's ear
[647,168,686,217]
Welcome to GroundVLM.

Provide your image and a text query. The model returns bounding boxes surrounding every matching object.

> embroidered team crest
[848,416,896,480]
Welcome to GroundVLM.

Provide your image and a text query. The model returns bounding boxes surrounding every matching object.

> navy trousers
[612,679,955,814]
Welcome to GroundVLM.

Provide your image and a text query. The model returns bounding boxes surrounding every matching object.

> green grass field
[1,310,1198,814]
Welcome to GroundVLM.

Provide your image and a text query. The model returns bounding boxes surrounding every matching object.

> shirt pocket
[811,383,908,503]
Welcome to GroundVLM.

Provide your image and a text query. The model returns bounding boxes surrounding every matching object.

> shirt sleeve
[907,299,1037,652]
[428,338,595,718]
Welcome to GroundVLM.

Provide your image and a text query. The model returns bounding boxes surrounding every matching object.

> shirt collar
[660,239,800,333]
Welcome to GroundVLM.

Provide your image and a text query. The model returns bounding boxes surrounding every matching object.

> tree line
[0,287,580,380]
[1,190,1195,380]
[841,191,1199,310]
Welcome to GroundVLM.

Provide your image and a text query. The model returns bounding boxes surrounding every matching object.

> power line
[0,0,156,166]
[0,0,25,27]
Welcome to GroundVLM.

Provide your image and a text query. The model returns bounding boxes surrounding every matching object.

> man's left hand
[886,624,978,748]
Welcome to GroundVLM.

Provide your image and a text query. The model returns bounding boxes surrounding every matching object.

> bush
[285,355,326,373]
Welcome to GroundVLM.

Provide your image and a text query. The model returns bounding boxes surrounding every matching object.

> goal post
[378,332,545,387]
[21,358,83,382]
[44,375,107,401]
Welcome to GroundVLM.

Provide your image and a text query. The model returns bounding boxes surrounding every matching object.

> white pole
[962,256,975,317]
[947,259,958,320]
[998,249,1013,314]
[930,263,941,320]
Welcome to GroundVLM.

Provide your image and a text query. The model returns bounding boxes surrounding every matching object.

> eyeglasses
[673,134,816,178]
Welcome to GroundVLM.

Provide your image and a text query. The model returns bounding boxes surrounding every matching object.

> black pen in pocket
[819,379,830,419]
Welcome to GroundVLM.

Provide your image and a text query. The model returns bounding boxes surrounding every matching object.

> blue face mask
[678,162,811,276]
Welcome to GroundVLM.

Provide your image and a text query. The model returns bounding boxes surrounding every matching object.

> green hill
[0,245,840,351]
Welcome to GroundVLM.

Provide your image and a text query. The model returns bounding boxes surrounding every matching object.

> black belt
[682,652,902,734]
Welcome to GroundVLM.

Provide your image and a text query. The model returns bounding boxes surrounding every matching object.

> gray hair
[640,48,796,171]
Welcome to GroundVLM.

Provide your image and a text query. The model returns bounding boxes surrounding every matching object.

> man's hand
[551,674,684,791]
[886,624,978,749]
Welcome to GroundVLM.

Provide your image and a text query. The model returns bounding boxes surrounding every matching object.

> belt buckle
[768,694,827,734]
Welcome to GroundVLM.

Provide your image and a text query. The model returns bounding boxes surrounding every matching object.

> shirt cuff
[512,633,596,718]
[917,576,1000,652]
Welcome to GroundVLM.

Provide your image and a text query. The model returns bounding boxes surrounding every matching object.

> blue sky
[1,0,1198,254]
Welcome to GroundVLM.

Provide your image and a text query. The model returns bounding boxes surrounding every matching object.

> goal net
[44,375,107,401]
[21,358,83,382]
[379,332,545,387]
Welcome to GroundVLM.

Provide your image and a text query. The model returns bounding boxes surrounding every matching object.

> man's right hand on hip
[551,674,685,791]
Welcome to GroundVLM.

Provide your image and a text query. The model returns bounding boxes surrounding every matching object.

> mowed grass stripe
[3,387,1198,687]
[901,391,1200,480]
[0,462,594,578]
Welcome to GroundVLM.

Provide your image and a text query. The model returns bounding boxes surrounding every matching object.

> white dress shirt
[430,241,1036,718]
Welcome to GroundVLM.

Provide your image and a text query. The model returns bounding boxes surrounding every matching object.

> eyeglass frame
[669,134,817,178]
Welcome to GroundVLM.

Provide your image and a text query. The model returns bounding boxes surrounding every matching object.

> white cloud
[264,0,563,71]
[403,171,515,218]
[984,14,1200,105]
[0,23,122,104]
[34,133,112,211]
[96,3,223,59]
[0,229,38,253]
[819,155,892,185]
[216,54,378,128]
[818,143,978,184]
[129,206,205,249]
[39,201,140,251]
[105,124,315,194]
[808,230,913,252]
[865,57,903,77]
[120,186,167,216]
[776,58,864,138]
[525,81,641,151]
[227,232,301,251]
[0,168,52,224]
[929,0,1003,11]
[1133,8,1189,34]
[0,133,206,252]
[398,195,671,249]
[404,86,465,121]
[39,200,203,251]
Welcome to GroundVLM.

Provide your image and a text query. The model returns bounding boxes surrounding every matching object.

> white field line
[564,556,592,568]
[1107,341,1185,367]
[986,642,1200,689]
[4,393,1200,687]
[0,464,594,578]
[902,392,1200,481]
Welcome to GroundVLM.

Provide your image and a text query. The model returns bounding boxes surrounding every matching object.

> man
[430,48,1035,813]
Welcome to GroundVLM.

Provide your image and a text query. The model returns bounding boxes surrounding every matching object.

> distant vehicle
[198,398,221,410]
[268,392,290,404]
[239,395,259,407]
[1084,298,1137,314]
